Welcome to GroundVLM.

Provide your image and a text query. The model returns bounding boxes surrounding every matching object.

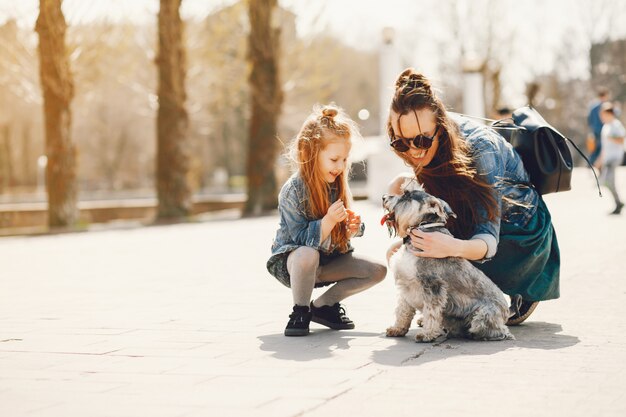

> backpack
[490,106,601,196]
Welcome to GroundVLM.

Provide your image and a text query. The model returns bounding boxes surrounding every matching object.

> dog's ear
[438,198,457,219]
[427,197,457,220]
[400,178,423,193]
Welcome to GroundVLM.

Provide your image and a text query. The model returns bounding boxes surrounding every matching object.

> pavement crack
[401,338,451,365]
[293,387,353,416]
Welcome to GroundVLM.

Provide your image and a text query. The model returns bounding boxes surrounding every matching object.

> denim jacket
[270,173,364,257]
[452,114,539,260]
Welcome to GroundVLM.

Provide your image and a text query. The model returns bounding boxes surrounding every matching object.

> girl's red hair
[290,104,359,252]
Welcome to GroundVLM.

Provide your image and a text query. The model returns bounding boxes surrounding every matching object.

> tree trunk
[156,0,191,219]
[0,124,9,192]
[35,0,78,227]
[245,0,283,215]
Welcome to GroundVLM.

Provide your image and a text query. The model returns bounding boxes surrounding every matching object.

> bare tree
[245,0,283,215]
[35,0,78,227]
[156,0,191,219]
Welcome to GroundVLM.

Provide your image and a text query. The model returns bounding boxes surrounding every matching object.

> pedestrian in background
[587,87,611,166]
[597,102,625,215]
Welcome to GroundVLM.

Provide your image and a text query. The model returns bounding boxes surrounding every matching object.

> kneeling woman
[385,68,560,325]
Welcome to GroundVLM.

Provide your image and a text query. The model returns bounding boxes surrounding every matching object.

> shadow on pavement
[258,330,382,361]
[370,321,579,367]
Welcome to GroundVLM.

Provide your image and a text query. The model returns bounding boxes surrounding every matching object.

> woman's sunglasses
[390,126,439,152]
[389,111,439,152]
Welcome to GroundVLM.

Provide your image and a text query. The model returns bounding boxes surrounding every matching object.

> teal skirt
[474,198,560,301]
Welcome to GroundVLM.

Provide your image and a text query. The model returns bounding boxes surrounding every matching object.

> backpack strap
[563,136,602,197]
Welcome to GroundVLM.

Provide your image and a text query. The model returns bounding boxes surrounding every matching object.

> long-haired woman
[385,69,560,325]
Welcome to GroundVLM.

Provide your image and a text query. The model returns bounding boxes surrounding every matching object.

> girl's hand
[345,209,361,236]
[409,229,460,258]
[325,200,348,224]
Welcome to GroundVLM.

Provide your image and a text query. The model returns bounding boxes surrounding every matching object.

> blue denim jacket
[270,173,364,257]
[452,114,539,260]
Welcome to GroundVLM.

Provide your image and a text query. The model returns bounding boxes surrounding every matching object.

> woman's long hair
[386,68,499,239]
[288,104,359,252]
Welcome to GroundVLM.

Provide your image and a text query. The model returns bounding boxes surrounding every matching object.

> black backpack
[491,106,601,196]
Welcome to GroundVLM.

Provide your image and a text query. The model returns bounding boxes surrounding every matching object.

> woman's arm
[409,229,488,260]
[386,240,403,264]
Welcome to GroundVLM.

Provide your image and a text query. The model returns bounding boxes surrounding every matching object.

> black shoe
[310,302,355,330]
[284,305,312,336]
[507,295,539,326]
[610,202,624,215]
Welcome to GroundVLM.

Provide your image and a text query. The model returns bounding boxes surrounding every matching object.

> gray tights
[286,246,387,307]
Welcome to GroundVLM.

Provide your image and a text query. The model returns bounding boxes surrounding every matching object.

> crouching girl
[267,104,387,336]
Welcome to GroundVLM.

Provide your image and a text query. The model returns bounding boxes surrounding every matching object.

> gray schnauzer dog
[382,181,514,342]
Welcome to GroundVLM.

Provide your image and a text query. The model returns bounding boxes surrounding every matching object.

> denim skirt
[266,249,344,289]
[474,197,560,301]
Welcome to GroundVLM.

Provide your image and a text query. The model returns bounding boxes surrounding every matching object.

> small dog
[382,181,514,342]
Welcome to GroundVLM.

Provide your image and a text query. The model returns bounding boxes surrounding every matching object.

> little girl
[267,104,387,336]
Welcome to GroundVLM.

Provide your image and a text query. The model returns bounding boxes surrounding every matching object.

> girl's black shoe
[284,305,312,336]
[310,302,355,330]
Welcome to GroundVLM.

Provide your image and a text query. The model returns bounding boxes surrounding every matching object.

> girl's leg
[314,252,386,307]
[286,247,320,306]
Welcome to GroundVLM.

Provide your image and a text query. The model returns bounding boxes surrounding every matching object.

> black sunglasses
[389,111,439,152]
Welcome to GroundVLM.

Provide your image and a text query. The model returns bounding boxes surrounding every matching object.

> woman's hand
[408,229,461,258]
[345,209,361,237]
[386,240,403,263]
[324,199,348,224]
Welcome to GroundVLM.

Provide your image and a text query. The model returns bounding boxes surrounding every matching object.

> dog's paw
[386,326,409,337]
[414,328,445,343]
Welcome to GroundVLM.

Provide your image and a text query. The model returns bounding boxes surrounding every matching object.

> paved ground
[1,169,625,417]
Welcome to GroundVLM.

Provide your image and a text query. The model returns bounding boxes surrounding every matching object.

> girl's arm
[320,200,348,242]
[279,187,328,250]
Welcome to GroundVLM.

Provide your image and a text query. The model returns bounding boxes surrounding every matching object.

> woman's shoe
[507,297,539,326]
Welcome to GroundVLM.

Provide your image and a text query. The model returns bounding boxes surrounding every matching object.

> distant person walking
[597,102,625,215]
[587,87,610,166]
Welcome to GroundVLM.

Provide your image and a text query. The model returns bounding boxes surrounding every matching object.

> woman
[385,68,560,325]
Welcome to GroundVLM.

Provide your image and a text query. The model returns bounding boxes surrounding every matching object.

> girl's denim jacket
[453,114,539,261]
[270,173,364,258]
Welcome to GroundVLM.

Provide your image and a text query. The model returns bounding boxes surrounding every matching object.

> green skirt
[474,198,560,301]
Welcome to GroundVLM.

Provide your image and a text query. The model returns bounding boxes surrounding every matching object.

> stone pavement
[1,169,625,417]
